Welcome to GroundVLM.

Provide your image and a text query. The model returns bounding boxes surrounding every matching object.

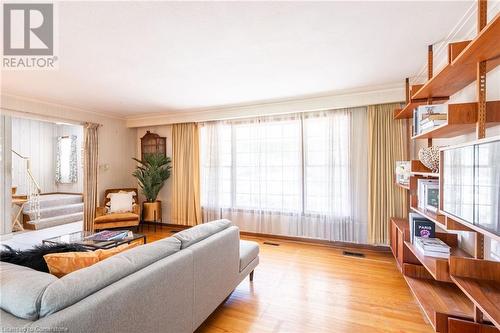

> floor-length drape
[83,123,99,232]
[200,107,369,243]
[368,103,408,245]
[171,123,201,226]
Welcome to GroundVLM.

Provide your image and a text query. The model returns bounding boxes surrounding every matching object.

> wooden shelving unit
[394,97,449,120]
[450,257,500,329]
[390,2,500,332]
[410,205,446,229]
[403,275,474,332]
[413,13,500,100]
[404,233,471,283]
[395,182,410,190]
[412,101,500,139]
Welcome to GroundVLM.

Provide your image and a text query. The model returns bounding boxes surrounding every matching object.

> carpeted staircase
[23,194,83,230]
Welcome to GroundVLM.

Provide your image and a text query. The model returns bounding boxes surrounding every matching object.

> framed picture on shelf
[425,184,439,213]
[395,161,410,186]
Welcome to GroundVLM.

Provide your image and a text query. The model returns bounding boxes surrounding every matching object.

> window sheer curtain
[200,107,368,243]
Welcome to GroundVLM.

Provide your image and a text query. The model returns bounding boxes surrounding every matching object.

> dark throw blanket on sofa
[1,243,88,273]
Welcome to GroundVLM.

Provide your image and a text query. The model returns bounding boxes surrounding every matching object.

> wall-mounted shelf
[410,205,446,230]
[412,101,500,139]
[449,257,500,330]
[404,232,471,283]
[413,13,500,99]
[394,97,449,120]
[409,160,439,178]
[403,274,474,332]
[395,182,410,190]
[391,4,499,332]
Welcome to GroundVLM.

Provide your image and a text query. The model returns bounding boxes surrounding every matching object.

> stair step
[27,212,83,230]
[26,202,83,220]
[38,194,83,209]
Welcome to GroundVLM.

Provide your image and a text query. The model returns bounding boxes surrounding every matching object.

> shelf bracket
[476,61,487,139]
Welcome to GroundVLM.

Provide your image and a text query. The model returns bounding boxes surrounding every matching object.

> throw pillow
[109,192,134,213]
[44,242,138,277]
[43,252,99,278]
[94,242,139,261]
[0,243,88,273]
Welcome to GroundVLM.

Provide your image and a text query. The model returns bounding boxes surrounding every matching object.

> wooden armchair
[94,188,140,230]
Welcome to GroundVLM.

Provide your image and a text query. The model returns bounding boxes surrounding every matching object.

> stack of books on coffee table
[414,237,451,258]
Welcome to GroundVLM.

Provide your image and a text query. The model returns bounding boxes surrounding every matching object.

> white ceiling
[1,1,474,118]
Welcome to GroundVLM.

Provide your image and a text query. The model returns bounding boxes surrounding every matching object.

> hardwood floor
[141,225,433,333]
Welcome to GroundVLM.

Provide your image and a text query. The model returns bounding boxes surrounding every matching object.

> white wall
[135,126,173,223]
[1,94,137,207]
[412,4,500,260]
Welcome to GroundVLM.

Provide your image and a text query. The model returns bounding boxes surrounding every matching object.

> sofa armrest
[95,207,107,217]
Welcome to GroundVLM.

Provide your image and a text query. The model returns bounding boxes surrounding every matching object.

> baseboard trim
[157,222,389,252]
[239,231,390,252]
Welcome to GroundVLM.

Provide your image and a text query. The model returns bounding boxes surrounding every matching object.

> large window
[200,108,368,243]
[200,111,350,216]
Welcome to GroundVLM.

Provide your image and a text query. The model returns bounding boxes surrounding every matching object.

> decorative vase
[143,200,162,222]
[418,146,440,173]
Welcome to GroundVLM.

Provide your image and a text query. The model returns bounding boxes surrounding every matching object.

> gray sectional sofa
[0,219,260,333]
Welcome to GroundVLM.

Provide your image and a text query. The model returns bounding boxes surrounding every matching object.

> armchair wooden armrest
[96,206,107,217]
[133,203,140,216]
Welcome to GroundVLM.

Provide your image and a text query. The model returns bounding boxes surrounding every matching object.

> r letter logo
[2,3,57,69]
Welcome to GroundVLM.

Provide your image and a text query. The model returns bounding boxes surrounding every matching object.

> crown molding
[1,93,126,122]
[126,83,405,128]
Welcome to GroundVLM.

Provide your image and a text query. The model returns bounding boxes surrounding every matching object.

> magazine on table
[85,230,130,241]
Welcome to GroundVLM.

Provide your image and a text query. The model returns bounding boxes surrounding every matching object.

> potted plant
[132,153,172,223]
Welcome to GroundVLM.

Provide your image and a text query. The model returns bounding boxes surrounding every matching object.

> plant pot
[143,201,162,222]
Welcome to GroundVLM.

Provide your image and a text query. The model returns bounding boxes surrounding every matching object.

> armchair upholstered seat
[94,188,140,230]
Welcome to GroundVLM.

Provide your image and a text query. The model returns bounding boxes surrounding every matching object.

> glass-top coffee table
[42,231,146,250]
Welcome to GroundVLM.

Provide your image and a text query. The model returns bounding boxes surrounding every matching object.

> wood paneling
[11,118,83,195]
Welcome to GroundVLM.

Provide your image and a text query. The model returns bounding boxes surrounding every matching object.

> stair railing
[12,149,41,223]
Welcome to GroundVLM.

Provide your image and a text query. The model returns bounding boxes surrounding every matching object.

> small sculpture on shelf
[418,146,440,173]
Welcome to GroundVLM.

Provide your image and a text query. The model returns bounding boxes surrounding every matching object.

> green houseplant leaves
[132,153,172,202]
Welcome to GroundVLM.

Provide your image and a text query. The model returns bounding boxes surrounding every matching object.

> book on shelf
[409,213,435,243]
[415,237,450,253]
[415,245,450,258]
[414,104,448,135]
[417,104,448,115]
[415,237,450,258]
[421,114,447,121]
[420,120,447,133]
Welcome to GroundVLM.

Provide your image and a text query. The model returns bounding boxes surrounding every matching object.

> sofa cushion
[94,212,138,223]
[0,261,57,320]
[239,240,259,272]
[40,236,181,317]
[173,219,232,249]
